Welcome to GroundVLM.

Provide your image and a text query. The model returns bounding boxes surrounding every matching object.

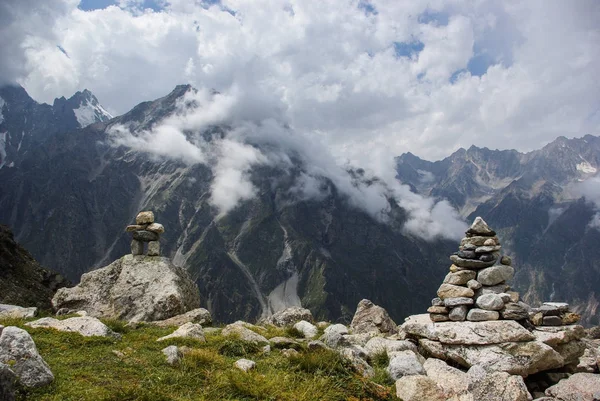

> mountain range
[0,84,598,325]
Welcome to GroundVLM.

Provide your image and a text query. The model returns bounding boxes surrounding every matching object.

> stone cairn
[125,211,164,256]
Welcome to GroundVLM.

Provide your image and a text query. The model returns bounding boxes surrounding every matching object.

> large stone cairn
[125,211,164,256]
[429,216,523,323]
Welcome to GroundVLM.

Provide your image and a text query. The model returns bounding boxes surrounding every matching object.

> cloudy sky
[1,0,599,166]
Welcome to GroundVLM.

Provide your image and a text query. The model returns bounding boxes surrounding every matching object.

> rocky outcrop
[25,316,118,337]
[52,254,201,322]
[350,299,398,335]
[260,307,313,327]
[0,327,54,388]
[544,373,600,400]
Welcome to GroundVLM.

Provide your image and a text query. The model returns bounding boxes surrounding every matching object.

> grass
[1,317,400,401]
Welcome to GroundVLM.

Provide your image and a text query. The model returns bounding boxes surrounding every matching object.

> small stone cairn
[125,211,164,256]
[530,302,581,327]
[429,216,523,323]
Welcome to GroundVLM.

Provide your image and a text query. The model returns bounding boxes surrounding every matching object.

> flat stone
[449,305,468,321]
[467,365,532,401]
[270,336,301,349]
[500,303,529,320]
[402,314,438,339]
[477,265,514,286]
[147,241,160,256]
[562,312,581,324]
[136,211,155,225]
[457,250,477,259]
[130,239,143,255]
[467,309,499,321]
[483,238,496,246]
[430,313,450,322]
[475,245,502,253]
[450,255,496,269]
[462,243,477,251]
[545,373,600,401]
[133,230,159,242]
[543,316,563,326]
[461,235,499,247]
[467,217,496,236]
[395,375,446,401]
[500,256,512,266]
[476,294,505,311]
[444,270,477,285]
[431,297,444,306]
[126,224,147,232]
[146,223,165,234]
[437,284,475,300]
[0,305,37,319]
[150,308,212,327]
[475,284,509,298]
[444,297,474,307]
[157,322,205,342]
[479,253,496,262]
[428,306,448,314]
[364,337,417,357]
[539,304,562,316]
[262,306,313,327]
[25,316,118,338]
[543,302,569,312]
[234,359,256,372]
[467,279,482,290]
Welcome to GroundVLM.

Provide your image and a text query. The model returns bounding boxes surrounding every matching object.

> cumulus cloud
[574,177,600,230]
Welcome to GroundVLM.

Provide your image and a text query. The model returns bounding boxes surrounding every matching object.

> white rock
[234,358,256,372]
[467,365,532,401]
[533,325,586,347]
[293,320,318,339]
[0,327,54,387]
[322,324,349,348]
[222,323,268,345]
[151,308,212,327]
[424,358,472,401]
[157,322,206,342]
[261,307,313,327]
[161,346,181,365]
[386,350,426,380]
[350,299,397,335]
[364,337,417,357]
[0,362,16,401]
[395,375,446,401]
[52,255,200,322]
[0,304,37,319]
[25,316,118,338]
[477,265,514,286]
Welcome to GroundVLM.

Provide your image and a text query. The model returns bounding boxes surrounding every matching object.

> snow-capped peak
[72,90,113,128]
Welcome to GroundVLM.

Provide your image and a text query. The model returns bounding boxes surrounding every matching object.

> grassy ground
[0,316,399,401]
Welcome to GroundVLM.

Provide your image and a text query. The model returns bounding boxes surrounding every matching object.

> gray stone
[430,313,450,322]
[52,255,201,322]
[458,250,477,259]
[394,375,446,401]
[450,255,496,269]
[444,271,477,285]
[431,297,444,306]
[0,363,16,401]
[151,308,212,327]
[25,316,118,338]
[161,345,181,365]
[364,337,417,357]
[131,239,144,255]
[467,365,532,401]
[545,373,600,401]
[322,324,349,348]
[0,304,37,319]
[147,241,160,256]
[386,350,425,380]
[477,265,515,286]
[437,284,475,299]
[133,230,159,242]
[467,217,496,236]
[234,359,256,372]
[500,256,512,266]
[539,305,562,316]
[427,306,449,314]
[476,294,505,311]
[146,223,165,234]
[461,235,499,247]
[222,323,268,345]
[408,320,535,345]
[135,211,154,224]
[484,238,496,246]
[449,305,468,321]
[498,293,511,303]
[501,303,529,320]
[293,320,318,339]
[462,243,477,250]
[262,306,313,327]
[307,340,327,351]
[339,346,374,378]
[543,316,563,326]
[467,279,482,290]
[467,308,499,321]
[126,224,147,232]
[555,340,586,365]
[0,327,54,387]
[532,325,586,347]
[543,302,570,312]
[157,322,205,342]
[475,283,509,298]
[349,299,397,335]
[444,297,474,307]
[479,253,496,262]
[423,358,470,400]
[475,245,502,253]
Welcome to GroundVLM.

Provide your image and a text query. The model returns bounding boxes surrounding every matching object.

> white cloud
[575,176,600,230]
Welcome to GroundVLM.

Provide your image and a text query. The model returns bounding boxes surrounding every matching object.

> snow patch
[74,98,113,128]
[0,96,5,125]
[576,161,597,174]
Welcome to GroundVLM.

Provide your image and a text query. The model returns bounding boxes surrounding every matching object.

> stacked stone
[428,217,527,323]
[530,302,581,327]
[125,211,164,256]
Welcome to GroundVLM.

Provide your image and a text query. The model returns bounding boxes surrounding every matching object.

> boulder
[475,294,505,311]
[467,217,496,236]
[349,299,397,335]
[293,320,318,339]
[135,211,154,224]
[423,358,471,401]
[0,304,37,319]
[222,323,268,345]
[533,325,586,347]
[150,308,212,328]
[161,345,182,365]
[0,362,16,401]
[394,375,446,401]
[386,350,425,380]
[52,255,200,322]
[438,284,475,299]
[262,307,313,327]
[234,359,256,372]
[545,373,600,401]
[25,316,118,337]
[0,327,54,387]
[467,365,532,401]
[554,340,586,365]
[477,265,515,286]
[339,346,374,378]
[364,337,417,357]
[157,322,205,342]
[307,340,327,351]
[322,324,349,348]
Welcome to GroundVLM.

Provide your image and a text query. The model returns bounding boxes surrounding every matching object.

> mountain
[0,85,456,324]
[0,224,69,309]
[0,85,111,169]
[396,136,600,324]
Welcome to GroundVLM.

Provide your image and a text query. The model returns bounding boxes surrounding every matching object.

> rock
[461,235,499,247]
[423,358,471,400]
[0,327,54,387]
[533,325,586,347]
[417,320,535,345]
[161,345,181,365]
[467,280,482,290]
[543,316,563,326]
[450,255,496,269]
[444,271,477,285]
[133,230,159,242]
[420,339,564,376]
[428,306,449,314]
[444,297,474,307]
[499,292,511,302]
[269,337,300,349]
[467,308,499,321]
[151,308,212,328]
[307,340,327,351]
[467,365,532,401]
[52,254,200,322]
[430,313,450,322]
[555,340,586,365]
[467,217,496,236]
[222,323,268,345]
[586,326,600,339]
[507,291,520,302]
[475,283,509,298]
[146,223,165,234]
[402,314,438,339]
[293,320,318,339]
[462,243,477,250]
[322,324,348,348]
[501,302,529,320]
[483,238,496,246]
[349,299,397,335]
[364,337,417,357]
[395,375,446,401]
[339,346,374,378]
[262,307,313,327]
[147,241,160,256]
[543,302,570,312]
[500,256,512,266]
[136,211,154,225]
[261,344,271,354]
[386,350,425,380]
[0,363,16,401]
[545,373,600,400]
[431,297,444,306]
[562,312,581,325]
[125,224,147,232]
[458,250,477,259]
[449,305,468,321]
[477,265,514,286]
[342,333,375,347]
[157,322,205,342]
[539,304,562,316]
[476,294,505,311]
[437,284,475,299]
[479,253,496,262]
[0,304,37,319]
[234,359,256,372]
[475,245,502,253]
[25,316,118,337]
[576,347,599,373]
[280,348,300,358]
[131,239,144,255]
